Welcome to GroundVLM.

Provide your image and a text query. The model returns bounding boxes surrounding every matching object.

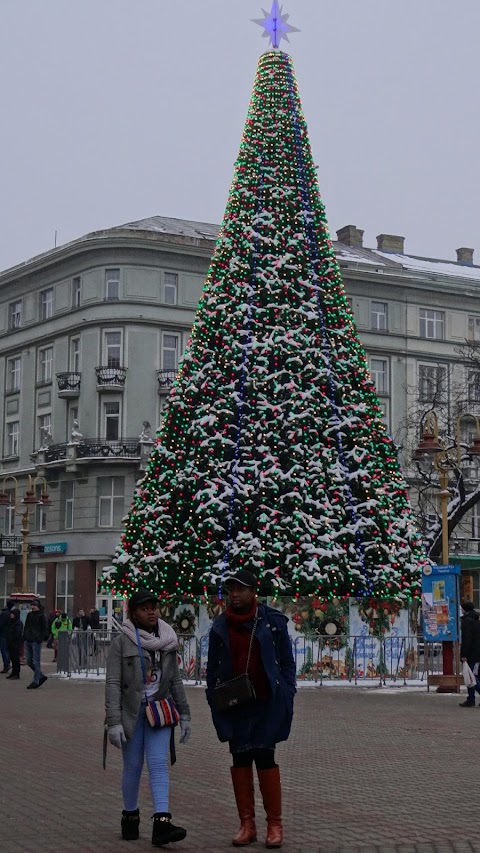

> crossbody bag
[135,629,180,729]
[213,614,259,712]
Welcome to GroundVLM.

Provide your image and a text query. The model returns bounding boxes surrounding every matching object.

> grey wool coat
[105,633,191,739]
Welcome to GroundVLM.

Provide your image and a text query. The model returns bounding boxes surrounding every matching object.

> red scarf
[226,601,270,701]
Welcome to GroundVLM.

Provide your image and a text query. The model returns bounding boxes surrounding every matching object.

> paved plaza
[1,656,480,853]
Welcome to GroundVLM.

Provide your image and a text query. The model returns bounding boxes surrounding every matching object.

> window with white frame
[26,564,47,598]
[468,317,480,342]
[468,372,480,404]
[472,505,480,539]
[3,491,15,534]
[419,308,444,340]
[105,269,120,301]
[7,356,21,392]
[98,476,125,528]
[369,358,388,395]
[40,288,54,320]
[371,301,388,331]
[68,404,79,439]
[104,331,122,367]
[418,364,447,402]
[162,334,179,371]
[38,346,53,383]
[62,481,75,530]
[104,401,121,441]
[164,272,178,305]
[72,276,81,308]
[70,337,80,372]
[9,300,22,330]
[34,483,47,532]
[0,565,15,607]
[56,563,74,615]
[38,413,52,449]
[6,421,19,457]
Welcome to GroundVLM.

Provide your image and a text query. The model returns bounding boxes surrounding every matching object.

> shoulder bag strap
[244,613,259,676]
[135,628,149,703]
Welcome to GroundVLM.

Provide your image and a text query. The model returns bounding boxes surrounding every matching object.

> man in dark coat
[23,599,48,689]
[0,599,14,673]
[6,608,23,680]
[459,601,480,708]
[206,570,296,849]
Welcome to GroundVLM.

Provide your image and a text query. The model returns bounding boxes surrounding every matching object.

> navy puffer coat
[206,604,296,751]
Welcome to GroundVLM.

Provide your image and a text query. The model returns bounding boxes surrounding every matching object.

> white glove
[179,719,192,745]
[108,724,126,749]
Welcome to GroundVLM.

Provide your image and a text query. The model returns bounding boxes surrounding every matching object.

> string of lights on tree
[101,48,427,604]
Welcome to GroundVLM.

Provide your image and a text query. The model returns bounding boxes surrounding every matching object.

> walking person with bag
[206,570,296,849]
[23,599,48,689]
[459,601,480,708]
[105,590,192,846]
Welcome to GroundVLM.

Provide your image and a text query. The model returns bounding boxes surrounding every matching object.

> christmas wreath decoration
[172,607,196,635]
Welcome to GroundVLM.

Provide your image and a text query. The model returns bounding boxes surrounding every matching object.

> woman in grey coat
[105,590,191,846]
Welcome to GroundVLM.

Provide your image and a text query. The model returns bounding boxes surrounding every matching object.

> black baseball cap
[128,590,160,608]
[461,601,475,612]
[224,570,258,589]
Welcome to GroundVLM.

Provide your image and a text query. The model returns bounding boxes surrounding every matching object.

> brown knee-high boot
[257,767,283,849]
[230,766,257,846]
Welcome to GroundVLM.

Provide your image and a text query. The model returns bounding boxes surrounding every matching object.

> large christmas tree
[103,49,426,603]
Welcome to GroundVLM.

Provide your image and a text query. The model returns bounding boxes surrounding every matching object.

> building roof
[1,213,480,289]
[111,215,220,242]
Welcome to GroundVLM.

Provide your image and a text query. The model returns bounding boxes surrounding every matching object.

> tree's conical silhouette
[103,51,426,602]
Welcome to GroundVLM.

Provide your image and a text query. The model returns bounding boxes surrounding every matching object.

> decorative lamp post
[413,410,480,681]
[0,474,51,601]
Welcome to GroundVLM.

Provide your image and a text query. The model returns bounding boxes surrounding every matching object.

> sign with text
[43,542,68,555]
[422,564,460,642]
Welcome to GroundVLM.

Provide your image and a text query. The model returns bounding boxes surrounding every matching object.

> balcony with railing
[95,366,127,391]
[56,371,81,398]
[157,369,177,394]
[32,433,155,475]
[0,535,22,553]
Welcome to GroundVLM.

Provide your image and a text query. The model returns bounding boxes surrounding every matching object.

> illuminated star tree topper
[253,1,300,49]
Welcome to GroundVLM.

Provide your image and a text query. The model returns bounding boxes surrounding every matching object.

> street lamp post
[0,474,51,597]
[413,410,480,681]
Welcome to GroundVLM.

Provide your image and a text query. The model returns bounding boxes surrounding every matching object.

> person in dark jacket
[73,609,90,631]
[459,601,480,707]
[89,607,100,630]
[23,599,48,689]
[206,570,296,850]
[6,608,23,680]
[0,599,14,673]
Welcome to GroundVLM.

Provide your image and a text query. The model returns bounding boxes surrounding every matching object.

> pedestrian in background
[23,599,48,690]
[46,609,59,649]
[51,612,72,662]
[73,608,90,666]
[206,570,296,850]
[459,601,480,708]
[106,590,192,847]
[6,608,23,680]
[89,607,100,630]
[0,599,14,673]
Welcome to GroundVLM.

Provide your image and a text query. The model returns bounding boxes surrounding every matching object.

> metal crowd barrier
[57,631,440,685]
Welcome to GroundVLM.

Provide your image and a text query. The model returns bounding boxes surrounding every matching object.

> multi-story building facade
[1,216,479,614]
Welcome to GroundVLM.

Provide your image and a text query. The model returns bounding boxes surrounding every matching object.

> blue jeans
[0,635,10,669]
[24,641,45,685]
[122,709,171,812]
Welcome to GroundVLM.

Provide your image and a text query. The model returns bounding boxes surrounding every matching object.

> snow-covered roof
[374,251,480,282]
[112,215,220,242]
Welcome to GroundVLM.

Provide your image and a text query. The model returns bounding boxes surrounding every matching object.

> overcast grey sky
[1,0,479,271]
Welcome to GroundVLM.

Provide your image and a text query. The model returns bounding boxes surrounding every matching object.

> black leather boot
[121,809,140,841]
[152,813,186,846]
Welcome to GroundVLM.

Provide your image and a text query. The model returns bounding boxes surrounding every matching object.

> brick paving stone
[0,656,478,853]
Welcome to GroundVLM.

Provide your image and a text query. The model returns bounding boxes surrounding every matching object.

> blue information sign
[43,542,68,555]
[421,564,460,642]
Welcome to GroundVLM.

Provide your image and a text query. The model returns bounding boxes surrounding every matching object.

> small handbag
[214,614,258,712]
[136,629,180,729]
